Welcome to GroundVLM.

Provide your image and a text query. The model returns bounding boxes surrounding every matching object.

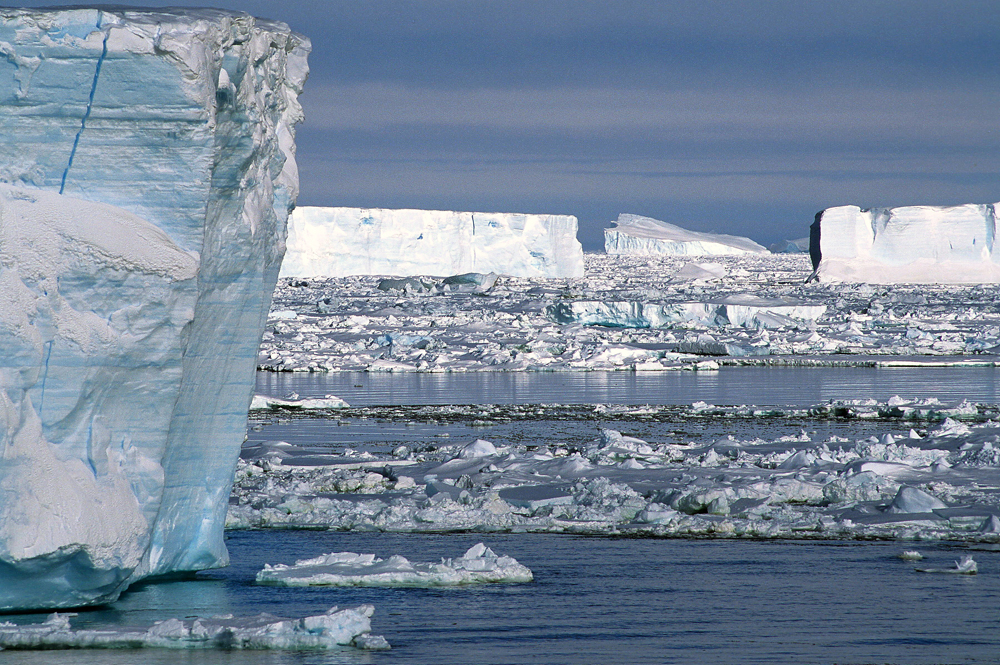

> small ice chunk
[899,550,924,561]
[886,486,948,514]
[458,439,498,459]
[915,555,977,575]
[256,544,532,587]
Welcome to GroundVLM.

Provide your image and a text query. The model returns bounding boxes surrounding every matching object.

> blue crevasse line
[60,11,108,195]
[38,339,53,420]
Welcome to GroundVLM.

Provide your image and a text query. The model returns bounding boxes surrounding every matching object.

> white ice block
[604,214,767,256]
[810,204,1000,283]
[0,8,308,610]
[280,207,585,278]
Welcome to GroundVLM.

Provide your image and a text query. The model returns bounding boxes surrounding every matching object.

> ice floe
[230,401,1000,543]
[0,606,388,650]
[259,253,1000,373]
[257,543,532,587]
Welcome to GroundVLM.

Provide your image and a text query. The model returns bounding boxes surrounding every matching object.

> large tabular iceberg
[810,204,1000,283]
[604,214,767,256]
[0,8,307,610]
[280,206,585,278]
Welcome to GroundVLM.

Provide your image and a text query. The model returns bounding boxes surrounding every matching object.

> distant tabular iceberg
[604,214,767,256]
[0,8,307,610]
[280,207,585,279]
[810,204,1000,283]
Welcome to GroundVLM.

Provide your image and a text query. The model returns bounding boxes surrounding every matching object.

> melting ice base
[260,253,1000,373]
[257,542,532,587]
[233,398,1000,543]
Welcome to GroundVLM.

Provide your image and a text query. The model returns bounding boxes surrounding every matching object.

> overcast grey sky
[8,1,1000,249]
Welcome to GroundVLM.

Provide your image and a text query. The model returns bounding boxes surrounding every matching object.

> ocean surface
[4,366,1000,664]
[256,365,1000,407]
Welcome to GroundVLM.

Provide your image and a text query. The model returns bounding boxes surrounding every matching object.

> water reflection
[257,366,1000,407]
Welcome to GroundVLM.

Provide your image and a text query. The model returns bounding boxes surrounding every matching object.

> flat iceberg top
[257,543,533,587]
[608,213,766,254]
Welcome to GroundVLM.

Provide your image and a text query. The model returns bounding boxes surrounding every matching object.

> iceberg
[280,206,585,278]
[604,214,767,256]
[0,8,307,610]
[256,543,533,587]
[809,204,1000,283]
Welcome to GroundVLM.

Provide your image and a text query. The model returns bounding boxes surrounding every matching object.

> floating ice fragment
[249,394,349,410]
[915,555,977,575]
[458,439,498,458]
[256,544,532,587]
[899,550,924,561]
[0,606,384,650]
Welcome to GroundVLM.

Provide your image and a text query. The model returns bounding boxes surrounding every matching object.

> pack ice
[280,206,585,279]
[810,204,1000,283]
[0,8,307,610]
[605,214,767,256]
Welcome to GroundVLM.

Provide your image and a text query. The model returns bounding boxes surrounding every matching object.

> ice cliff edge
[0,8,308,610]
[810,204,1000,283]
[281,207,585,279]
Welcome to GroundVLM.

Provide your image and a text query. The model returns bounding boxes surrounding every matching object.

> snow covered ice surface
[0,8,307,610]
[230,400,1000,543]
[281,206,584,279]
[811,203,1000,284]
[605,214,768,256]
[257,542,532,587]
[259,253,1000,373]
[0,605,388,650]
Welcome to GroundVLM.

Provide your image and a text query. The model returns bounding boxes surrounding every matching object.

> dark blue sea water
[3,532,998,664]
[5,367,1000,663]
[256,365,1000,407]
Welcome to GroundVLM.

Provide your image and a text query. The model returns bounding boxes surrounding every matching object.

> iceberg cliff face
[604,214,767,256]
[810,204,1000,283]
[280,207,585,278]
[0,8,308,610]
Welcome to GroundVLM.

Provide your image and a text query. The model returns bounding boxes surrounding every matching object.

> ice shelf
[0,8,308,610]
[605,214,767,256]
[280,206,585,279]
[810,204,1000,283]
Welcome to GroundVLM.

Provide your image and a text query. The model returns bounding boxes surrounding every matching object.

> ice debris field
[234,397,1000,543]
[0,606,389,651]
[259,252,1000,373]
